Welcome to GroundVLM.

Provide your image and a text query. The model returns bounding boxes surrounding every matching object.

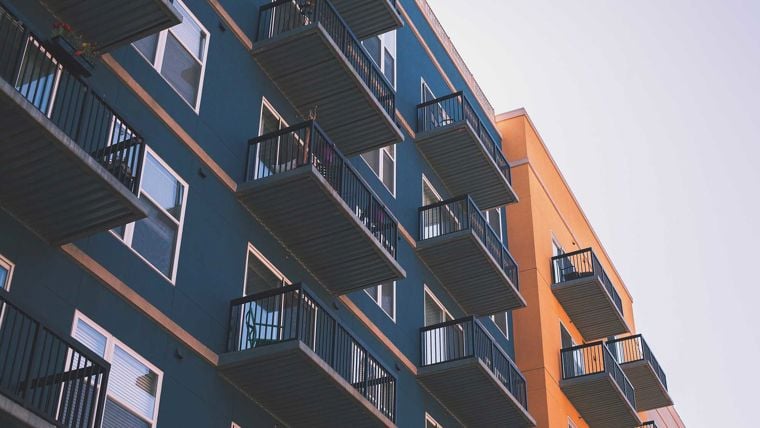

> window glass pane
[382,149,394,191]
[73,319,108,358]
[16,40,59,112]
[132,199,179,277]
[363,36,381,66]
[0,266,7,290]
[260,107,281,135]
[422,83,435,103]
[493,312,508,338]
[161,32,201,106]
[383,48,394,87]
[424,293,444,326]
[380,283,394,317]
[134,33,159,63]
[365,286,379,301]
[362,150,381,176]
[103,397,151,428]
[245,252,283,295]
[486,208,502,241]
[171,2,205,59]
[110,346,158,422]
[142,153,184,220]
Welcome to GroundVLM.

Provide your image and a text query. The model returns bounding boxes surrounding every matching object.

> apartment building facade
[0,0,536,427]
[497,110,684,428]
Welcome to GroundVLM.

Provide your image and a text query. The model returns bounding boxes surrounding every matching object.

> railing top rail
[229,283,305,307]
[417,194,469,212]
[606,333,643,345]
[247,120,317,145]
[560,340,607,353]
[415,91,464,108]
[419,315,477,333]
[0,288,110,370]
[550,247,594,261]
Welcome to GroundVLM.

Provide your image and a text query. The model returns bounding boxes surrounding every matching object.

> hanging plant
[51,21,97,62]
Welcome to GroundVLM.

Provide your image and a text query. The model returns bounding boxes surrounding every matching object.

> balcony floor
[253,24,402,156]
[621,360,673,411]
[552,275,630,340]
[40,0,182,51]
[417,229,525,315]
[218,340,394,428]
[0,79,147,244]
[0,392,55,428]
[418,358,535,427]
[237,165,405,294]
[331,0,403,39]
[561,372,641,428]
[416,122,517,210]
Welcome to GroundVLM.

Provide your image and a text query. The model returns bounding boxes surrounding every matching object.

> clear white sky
[428,1,759,426]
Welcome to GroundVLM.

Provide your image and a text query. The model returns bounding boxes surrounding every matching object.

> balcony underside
[561,373,641,428]
[418,358,535,427]
[621,360,673,411]
[252,24,402,156]
[0,393,54,428]
[330,0,403,40]
[219,340,394,428]
[551,276,630,340]
[237,166,405,294]
[415,122,517,210]
[39,0,182,52]
[0,79,147,245]
[417,230,525,315]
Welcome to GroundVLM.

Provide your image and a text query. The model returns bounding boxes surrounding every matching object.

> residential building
[0,0,533,427]
[497,109,685,428]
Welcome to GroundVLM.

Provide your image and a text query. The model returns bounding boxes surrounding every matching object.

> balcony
[0,289,110,428]
[415,92,517,210]
[330,0,402,39]
[253,0,402,156]
[607,335,673,411]
[560,342,641,428]
[416,196,525,315]
[418,317,536,427]
[39,0,182,52]
[551,248,630,340]
[0,9,147,245]
[219,284,397,427]
[237,121,405,294]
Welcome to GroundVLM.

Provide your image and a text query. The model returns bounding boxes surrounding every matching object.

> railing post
[20,321,40,405]
[93,365,109,427]
[469,319,475,357]
[362,351,369,397]
[73,84,91,144]
[330,317,337,366]
[295,288,302,341]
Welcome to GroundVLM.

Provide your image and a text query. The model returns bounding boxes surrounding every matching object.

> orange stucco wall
[497,111,685,428]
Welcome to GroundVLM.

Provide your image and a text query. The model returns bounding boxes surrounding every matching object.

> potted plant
[49,21,97,76]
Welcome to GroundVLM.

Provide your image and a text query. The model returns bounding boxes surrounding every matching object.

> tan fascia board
[497,108,635,303]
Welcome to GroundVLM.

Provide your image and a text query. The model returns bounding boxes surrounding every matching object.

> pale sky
[428,1,759,426]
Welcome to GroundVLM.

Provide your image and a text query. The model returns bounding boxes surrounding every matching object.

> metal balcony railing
[420,316,527,408]
[419,195,519,287]
[416,92,511,184]
[0,7,145,194]
[607,335,667,389]
[551,248,623,314]
[560,341,635,407]
[640,421,658,428]
[246,120,398,258]
[227,284,396,422]
[256,0,395,117]
[0,289,110,427]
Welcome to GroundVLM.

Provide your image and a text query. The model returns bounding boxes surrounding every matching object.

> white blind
[73,319,107,358]
[110,345,158,423]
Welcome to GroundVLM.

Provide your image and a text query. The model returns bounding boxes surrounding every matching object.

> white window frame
[423,285,452,326]
[259,97,288,135]
[421,175,442,205]
[71,311,164,428]
[425,413,444,428]
[242,242,291,296]
[421,78,435,103]
[484,207,503,242]
[133,0,210,113]
[0,254,14,291]
[490,312,509,340]
[231,423,241,428]
[361,144,396,197]
[568,417,578,428]
[365,281,396,322]
[110,147,189,284]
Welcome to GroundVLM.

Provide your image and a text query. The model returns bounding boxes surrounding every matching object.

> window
[252,100,303,179]
[243,243,289,296]
[72,312,163,428]
[421,79,435,103]
[484,208,503,241]
[365,281,395,321]
[362,31,396,88]
[0,254,14,291]
[113,148,188,282]
[134,0,209,111]
[361,144,395,195]
[423,287,452,327]
[491,312,509,339]
[425,414,443,428]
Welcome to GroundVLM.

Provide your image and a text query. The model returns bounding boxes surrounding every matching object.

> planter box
[48,35,95,77]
